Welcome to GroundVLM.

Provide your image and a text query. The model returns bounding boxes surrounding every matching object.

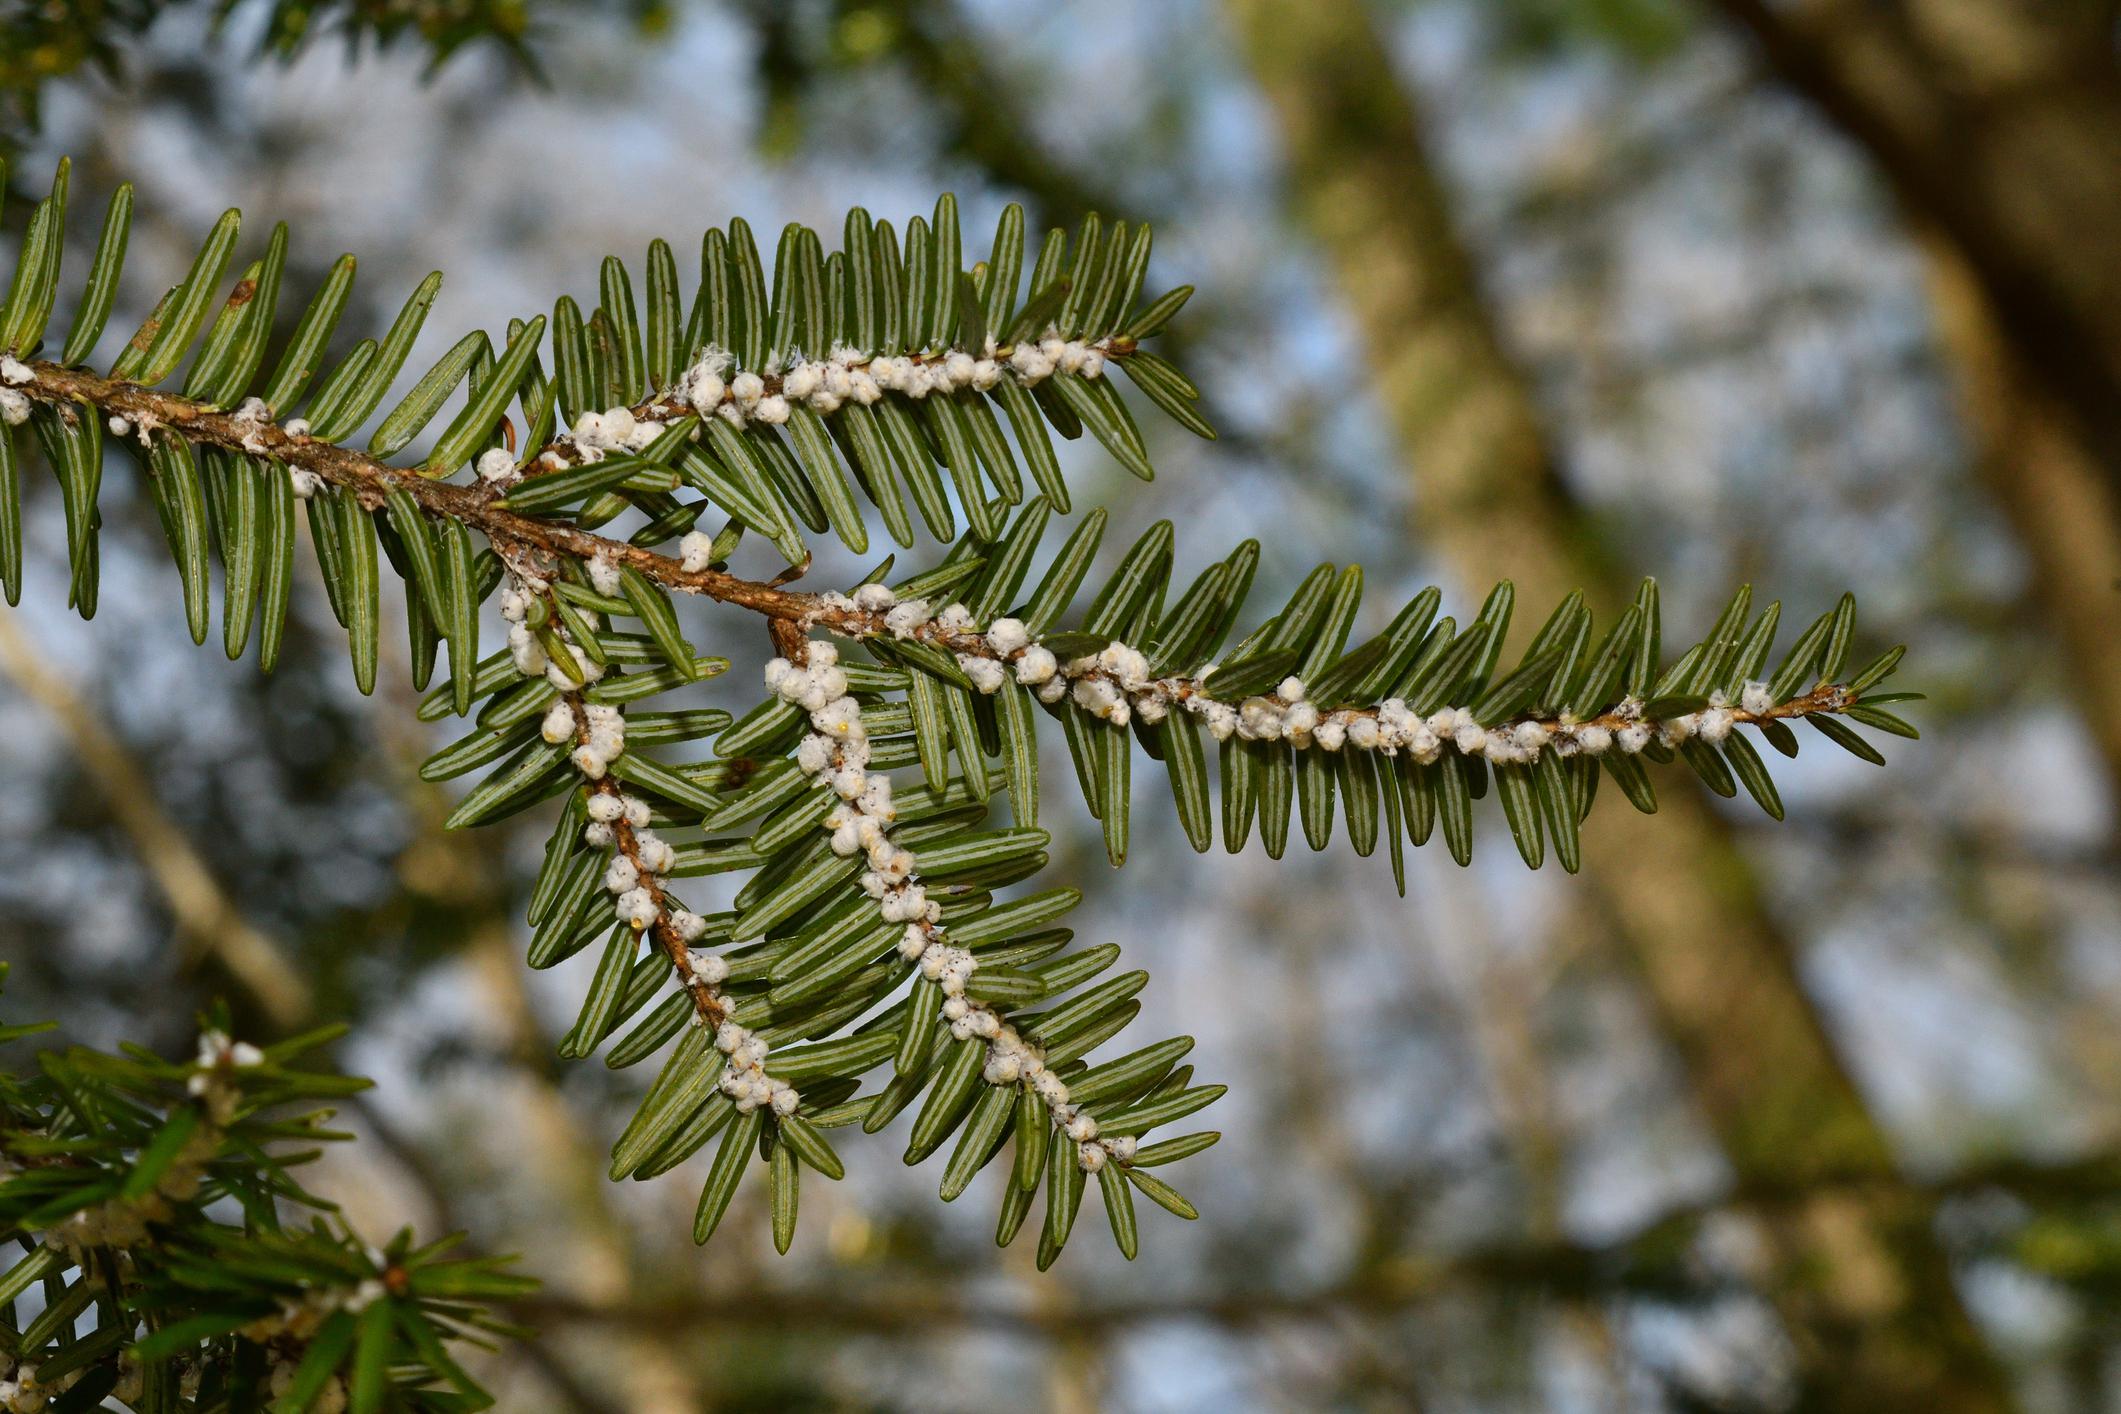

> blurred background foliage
[3,0,2119,1408]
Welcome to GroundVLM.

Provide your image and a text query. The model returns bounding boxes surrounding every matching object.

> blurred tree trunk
[1221,1,2014,1408]
[1713,0,2121,800]
[1916,231,2121,794]
[1710,0,2121,482]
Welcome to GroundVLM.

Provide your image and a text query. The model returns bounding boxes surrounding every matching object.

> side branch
[8,358,804,620]
[6,357,1882,766]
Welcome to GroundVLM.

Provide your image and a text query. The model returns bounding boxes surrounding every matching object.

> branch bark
[1220,1,2014,1407]
[6,358,1873,750]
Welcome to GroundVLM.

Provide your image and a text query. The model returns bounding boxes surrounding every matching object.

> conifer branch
[0,987,531,1408]
[0,352,1888,765]
[5,356,807,622]
[0,161,1920,1307]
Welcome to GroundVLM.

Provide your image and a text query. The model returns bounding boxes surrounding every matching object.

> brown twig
[572,695,731,1031]
[492,335,1141,494]
[16,360,808,619]
[9,358,1874,749]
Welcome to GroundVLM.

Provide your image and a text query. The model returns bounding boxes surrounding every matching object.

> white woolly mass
[541,699,577,744]
[679,530,716,573]
[1072,674,1127,725]
[567,405,662,462]
[802,591,1795,786]
[1193,700,1233,740]
[532,599,777,1117]
[776,636,1149,1173]
[1014,645,1057,685]
[586,554,625,598]
[958,655,1007,694]
[579,701,624,764]
[1097,641,1152,690]
[884,599,931,639]
[614,887,657,928]
[504,569,620,698]
[985,616,1029,655]
[715,1017,797,1116]
[660,330,1114,435]
[635,830,676,875]
[544,654,606,692]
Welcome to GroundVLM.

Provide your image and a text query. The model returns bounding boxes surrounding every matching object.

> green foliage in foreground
[0,968,531,1410]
